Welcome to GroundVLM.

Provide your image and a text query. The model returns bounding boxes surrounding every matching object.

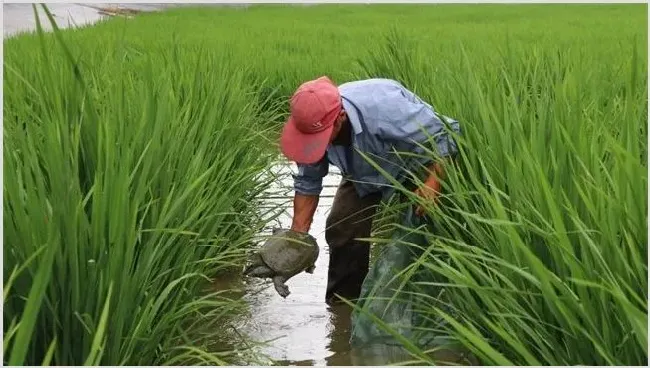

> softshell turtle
[243,228,319,298]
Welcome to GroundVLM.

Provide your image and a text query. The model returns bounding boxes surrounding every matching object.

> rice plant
[3,3,646,366]
[3,5,284,365]
[352,26,647,366]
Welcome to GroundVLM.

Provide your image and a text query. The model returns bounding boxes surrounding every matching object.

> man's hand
[413,161,445,217]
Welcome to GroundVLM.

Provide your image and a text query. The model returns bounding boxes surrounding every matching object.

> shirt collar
[341,96,363,135]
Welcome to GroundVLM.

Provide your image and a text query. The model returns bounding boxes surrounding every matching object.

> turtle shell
[259,229,319,275]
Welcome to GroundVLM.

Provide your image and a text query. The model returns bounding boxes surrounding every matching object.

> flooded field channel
[215,162,414,366]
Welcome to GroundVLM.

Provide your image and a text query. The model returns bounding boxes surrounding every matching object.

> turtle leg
[245,265,275,278]
[305,265,316,274]
[243,253,274,278]
[272,275,290,298]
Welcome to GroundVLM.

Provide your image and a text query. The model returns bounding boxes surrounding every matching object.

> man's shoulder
[338,78,409,114]
[339,78,415,126]
[339,78,405,95]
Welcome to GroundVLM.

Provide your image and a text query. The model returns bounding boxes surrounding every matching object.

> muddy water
[228,161,421,366]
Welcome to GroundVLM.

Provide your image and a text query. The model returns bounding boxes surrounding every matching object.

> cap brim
[280,116,335,165]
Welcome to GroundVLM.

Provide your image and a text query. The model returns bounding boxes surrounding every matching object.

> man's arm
[424,160,445,191]
[375,84,461,214]
[291,194,319,233]
[291,157,329,233]
[413,159,448,216]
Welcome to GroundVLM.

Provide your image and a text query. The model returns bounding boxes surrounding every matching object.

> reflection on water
[323,305,354,365]
[269,304,423,366]
[322,305,416,366]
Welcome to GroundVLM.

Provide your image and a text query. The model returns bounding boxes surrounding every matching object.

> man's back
[293,78,461,200]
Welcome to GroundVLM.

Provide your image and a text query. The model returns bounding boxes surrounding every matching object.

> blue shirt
[293,78,461,200]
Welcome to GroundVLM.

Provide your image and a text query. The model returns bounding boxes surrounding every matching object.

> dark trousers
[325,179,382,304]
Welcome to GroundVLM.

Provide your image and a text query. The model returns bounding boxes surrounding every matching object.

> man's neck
[331,120,352,146]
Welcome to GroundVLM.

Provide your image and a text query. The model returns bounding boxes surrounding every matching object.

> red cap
[280,76,342,164]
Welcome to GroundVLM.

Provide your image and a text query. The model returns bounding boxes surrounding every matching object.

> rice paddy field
[3,3,648,366]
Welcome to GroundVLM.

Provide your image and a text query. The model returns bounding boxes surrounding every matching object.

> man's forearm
[423,160,446,191]
[291,193,320,233]
[413,159,447,216]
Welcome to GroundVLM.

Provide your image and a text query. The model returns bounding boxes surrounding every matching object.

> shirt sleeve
[375,83,461,159]
[293,156,329,196]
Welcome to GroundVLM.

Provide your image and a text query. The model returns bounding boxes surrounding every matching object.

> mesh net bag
[349,204,450,349]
